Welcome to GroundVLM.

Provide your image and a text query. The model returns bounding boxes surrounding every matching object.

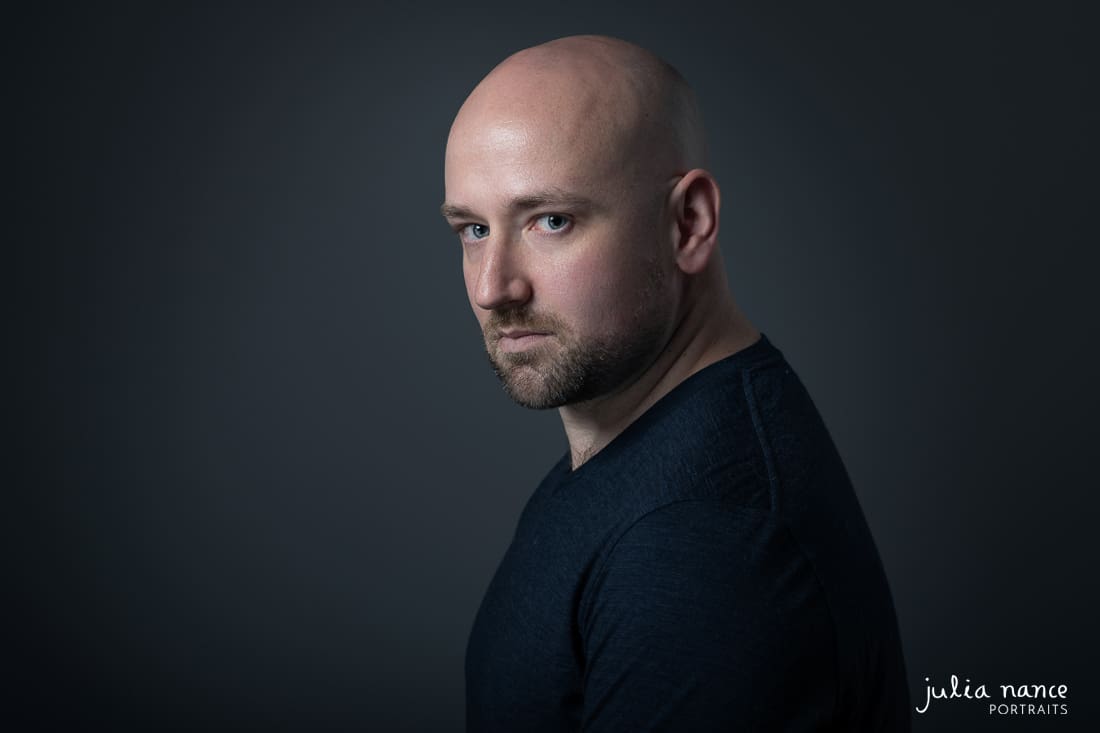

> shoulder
[580,500,833,635]
[576,500,841,729]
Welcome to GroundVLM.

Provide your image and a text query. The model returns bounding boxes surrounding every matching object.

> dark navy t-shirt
[466,334,911,731]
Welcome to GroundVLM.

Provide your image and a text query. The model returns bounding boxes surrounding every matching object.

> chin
[496,365,566,410]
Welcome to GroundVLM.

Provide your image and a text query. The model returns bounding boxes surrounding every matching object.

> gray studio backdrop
[13,2,1097,731]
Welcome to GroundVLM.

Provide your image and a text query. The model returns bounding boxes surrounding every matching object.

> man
[442,35,910,731]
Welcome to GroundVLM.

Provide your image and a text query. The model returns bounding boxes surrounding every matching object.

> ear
[668,169,721,275]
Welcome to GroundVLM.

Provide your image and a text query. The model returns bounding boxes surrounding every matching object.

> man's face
[443,107,675,409]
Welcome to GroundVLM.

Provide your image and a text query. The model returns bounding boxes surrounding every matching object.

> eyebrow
[440,189,598,221]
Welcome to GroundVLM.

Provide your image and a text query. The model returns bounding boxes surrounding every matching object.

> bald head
[442,36,753,418]
[448,36,706,188]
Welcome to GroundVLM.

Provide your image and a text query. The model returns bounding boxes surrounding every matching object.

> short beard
[482,259,669,410]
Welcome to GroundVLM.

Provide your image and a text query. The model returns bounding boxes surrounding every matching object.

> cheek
[462,265,475,302]
[462,262,488,321]
[542,260,636,331]
[461,258,478,298]
[592,257,668,330]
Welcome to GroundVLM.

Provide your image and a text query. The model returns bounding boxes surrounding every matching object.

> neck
[558,287,759,469]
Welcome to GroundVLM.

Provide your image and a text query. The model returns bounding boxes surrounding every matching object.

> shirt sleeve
[578,500,838,732]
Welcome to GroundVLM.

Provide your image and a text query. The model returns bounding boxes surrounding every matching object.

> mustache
[484,307,563,335]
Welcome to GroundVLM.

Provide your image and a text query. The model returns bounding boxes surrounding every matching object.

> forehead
[444,114,624,212]
[443,60,647,208]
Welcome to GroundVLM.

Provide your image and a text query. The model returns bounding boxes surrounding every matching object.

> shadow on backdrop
[11,2,1097,731]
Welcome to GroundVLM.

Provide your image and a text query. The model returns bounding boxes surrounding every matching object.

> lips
[496,329,551,353]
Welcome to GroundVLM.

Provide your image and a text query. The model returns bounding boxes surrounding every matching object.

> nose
[472,238,532,311]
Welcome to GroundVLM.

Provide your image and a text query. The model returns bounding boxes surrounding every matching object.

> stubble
[482,256,669,409]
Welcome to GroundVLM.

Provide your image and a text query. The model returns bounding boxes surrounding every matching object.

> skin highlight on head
[443,35,759,468]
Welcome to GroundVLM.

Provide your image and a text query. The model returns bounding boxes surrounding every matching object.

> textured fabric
[466,334,911,731]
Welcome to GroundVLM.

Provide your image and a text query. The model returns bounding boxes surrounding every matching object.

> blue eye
[536,214,570,232]
[462,223,490,240]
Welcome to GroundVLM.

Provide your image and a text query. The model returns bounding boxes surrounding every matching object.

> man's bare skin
[443,35,759,467]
